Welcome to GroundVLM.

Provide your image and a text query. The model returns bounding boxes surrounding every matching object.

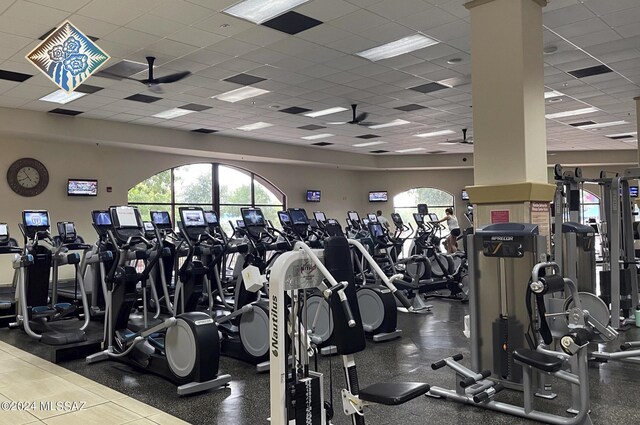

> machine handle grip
[431,353,464,370]
[394,290,413,310]
[472,392,489,403]
[453,353,464,362]
[460,370,491,388]
[340,296,356,328]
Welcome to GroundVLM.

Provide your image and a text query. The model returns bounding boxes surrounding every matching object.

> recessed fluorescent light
[304,106,348,118]
[606,131,637,138]
[353,141,387,147]
[236,121,273,131]
[152,108,195,119]
[369,119,410,129]
[438,142,458,146]
[215,86,270,103]
[576,120,627,130]
[39,90,86,104]
[396,148,426,153]
[545,107,599,119]
[544,90,564,99]
[414,129,455,138]
[301,133,334,140]
[622,139,637,143]
[223,0,312,24]
[356,34,439,61]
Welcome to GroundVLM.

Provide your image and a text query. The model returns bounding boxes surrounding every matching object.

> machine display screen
[429,213,439,222]
[368,191,388,202]
[93,211,111,226]
[0,224,7,236]
[64,222,75,234]
[278,211,291,224]
[144,222,155,231]
[348,211,360,222]
[24,211,49,227]
[204,211,218,225]
[68,179,97,196]
[151,211,171,225]
[289,209,309,225]
[367,213,377,222]
[115,207,139,228]
[306,190,321,202]
[182,209,206,227]
[236,220,246,228]
[243,209,266,227]
[630,186,638,198]
[391,213,402,226]
[413,213,424,225]
[369,222,384,237]
[313,211,326,223]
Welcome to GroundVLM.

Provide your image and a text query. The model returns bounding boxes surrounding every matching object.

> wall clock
[7,158,49,197]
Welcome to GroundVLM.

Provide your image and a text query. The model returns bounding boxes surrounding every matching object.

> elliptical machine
[86,205,231,395]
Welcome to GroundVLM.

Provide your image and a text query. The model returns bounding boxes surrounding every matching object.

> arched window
[128,163,286,234]
[580,188,600,225]
[393,187,454,226]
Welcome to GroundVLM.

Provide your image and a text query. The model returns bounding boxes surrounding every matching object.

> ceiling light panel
[369,119,410,129]
[414,129,455,138]
[153,108,195,119]
[356,34,439,61]
[545,107,599,119]
[40,90,86,104]
[304,107,348,118]
[353,141,386,147]
[301,133,334,140]
[396,148,426,153]
[575,121,627,130]
[215,86,270,103]
[223,0,312,24]
[544,90,564,99]
[606,131,637,138]
[237,122,273,131]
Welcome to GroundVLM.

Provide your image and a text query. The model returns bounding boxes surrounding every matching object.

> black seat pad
[513,349,563,373]
[359,382,430,406]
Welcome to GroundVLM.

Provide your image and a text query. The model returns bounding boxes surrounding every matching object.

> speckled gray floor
[2,299,640,425]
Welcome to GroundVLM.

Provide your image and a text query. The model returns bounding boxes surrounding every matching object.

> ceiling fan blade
[154,71,191,84]
[148,84,164,94]
[358,121,377,126]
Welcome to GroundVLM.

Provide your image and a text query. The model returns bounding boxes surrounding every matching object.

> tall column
[464,0,555,234]
[635,96,640,165]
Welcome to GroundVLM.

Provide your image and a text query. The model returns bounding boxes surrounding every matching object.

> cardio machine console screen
[0,223,7,236]
[24,211,49,227]
[236,220,246,229]
[413,213,424,224]
[348,211,360,222]
[115,206,140,228]
[391,213,403,226]
[278,211,291,225]
[151,211,171,226]
[182,209,206,227]
[428,213,439,222]
[64,222,75,234]
[204,211,218,225]
[92,210,111,226]
[243,209,266,227]
[143,221,155,231]
[313,211,326,223]
[369,222,384,237]
[367,213,377,222]
[289,209,309,226]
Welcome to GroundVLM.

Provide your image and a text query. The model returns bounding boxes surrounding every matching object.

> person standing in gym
[376,210,390,230]
[431,207,460,253]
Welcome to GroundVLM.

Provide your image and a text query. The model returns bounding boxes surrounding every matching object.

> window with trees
[393,187,455,227]
[128,163,286,234]
[580,188,600,224]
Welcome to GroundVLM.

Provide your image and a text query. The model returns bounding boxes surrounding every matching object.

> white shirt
[377,215,389,228]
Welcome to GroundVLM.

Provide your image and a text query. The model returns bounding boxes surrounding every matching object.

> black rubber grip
[480,370,492,379]
[395,290,413,310]
[621,342,631,351]
[66,253,81,265]
[460,377,477,388]
[453,353,464,361]
[493,383,505,394]
[341,298,356,328]
[431,360,446,370]
[473,391,489,403]
[541,275,565,294]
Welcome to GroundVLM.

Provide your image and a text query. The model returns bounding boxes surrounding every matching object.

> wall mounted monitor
[630,186,639,198]
[306,190,321,202]
[67,179,97,196]
[461,189,470,201]
[368,191,388,202]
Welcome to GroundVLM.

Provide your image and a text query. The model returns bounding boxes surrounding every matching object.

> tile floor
[0,340,187,425]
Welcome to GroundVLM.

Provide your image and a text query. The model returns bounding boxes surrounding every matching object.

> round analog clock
[7,158,49,197]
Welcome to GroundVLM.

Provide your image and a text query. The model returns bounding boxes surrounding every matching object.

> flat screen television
[68,179,98,196]
[630,186,639,198]
[306,190,321,202]
[461,189,470,201]
[368,191,388,202]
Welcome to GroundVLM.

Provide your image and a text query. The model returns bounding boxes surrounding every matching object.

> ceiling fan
[446,128,474,144]
[101,56,191,93]
[327,104,378,126]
